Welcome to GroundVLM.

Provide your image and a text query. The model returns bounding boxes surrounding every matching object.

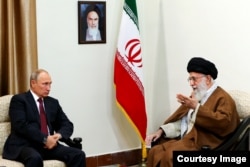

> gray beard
[193,79,208,101]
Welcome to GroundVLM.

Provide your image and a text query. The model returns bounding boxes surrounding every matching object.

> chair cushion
[228,90,250,119]
[44,160,67,167]
[0,95,13,122]
[0,156,66,167]
[0,156,24,167]
[0,122,10,155]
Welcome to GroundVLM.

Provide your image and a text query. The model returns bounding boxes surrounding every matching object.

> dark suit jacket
[3,91,73,159]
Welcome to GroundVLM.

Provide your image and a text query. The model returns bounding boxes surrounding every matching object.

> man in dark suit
[3,69,86,167]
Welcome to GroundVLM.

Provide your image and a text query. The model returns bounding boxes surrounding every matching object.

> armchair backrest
[228,90,250,119]
[0,95,13,155]
[213,90,250,151]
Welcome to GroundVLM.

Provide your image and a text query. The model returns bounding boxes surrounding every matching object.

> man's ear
[30,80,36,86]
[206,75,212,83]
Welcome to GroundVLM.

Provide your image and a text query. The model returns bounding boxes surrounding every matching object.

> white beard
[192,79,208,101]
[88,27,99,40]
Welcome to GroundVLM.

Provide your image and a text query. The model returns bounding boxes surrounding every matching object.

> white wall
[36,0,250,157]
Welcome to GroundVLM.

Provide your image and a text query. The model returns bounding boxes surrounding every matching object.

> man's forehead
[88,11,99,18]
[37,72,51,81]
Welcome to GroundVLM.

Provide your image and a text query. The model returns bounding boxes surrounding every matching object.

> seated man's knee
[23,152,43,166]
[77,149,86,159]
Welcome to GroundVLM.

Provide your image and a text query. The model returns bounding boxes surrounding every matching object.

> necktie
[38,98,48,135]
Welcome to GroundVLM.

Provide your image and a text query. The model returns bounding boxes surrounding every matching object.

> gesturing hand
[176,94,198,109]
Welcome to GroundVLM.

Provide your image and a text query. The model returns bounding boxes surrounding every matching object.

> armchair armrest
[201,116,250,151]
[61,137,82,149]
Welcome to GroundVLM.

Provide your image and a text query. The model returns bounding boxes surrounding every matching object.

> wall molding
[86,148,145,166]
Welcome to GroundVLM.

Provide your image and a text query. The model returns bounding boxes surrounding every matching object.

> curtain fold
[0,0,38,96]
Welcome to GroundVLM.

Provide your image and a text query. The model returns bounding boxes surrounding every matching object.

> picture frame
[78,1,106,44]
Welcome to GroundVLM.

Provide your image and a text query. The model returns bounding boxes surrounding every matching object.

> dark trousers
[17,144,86,167]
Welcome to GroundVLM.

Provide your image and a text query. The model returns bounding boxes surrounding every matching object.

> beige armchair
[0,95,81,167]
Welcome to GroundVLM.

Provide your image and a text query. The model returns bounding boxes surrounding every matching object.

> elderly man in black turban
[145,57,240,167]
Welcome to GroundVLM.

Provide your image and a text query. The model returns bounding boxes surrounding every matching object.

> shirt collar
[30,90,41,102]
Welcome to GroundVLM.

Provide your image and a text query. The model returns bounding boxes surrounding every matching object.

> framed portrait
[78,1,106,44]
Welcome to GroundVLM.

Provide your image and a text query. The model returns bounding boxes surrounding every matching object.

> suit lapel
[26,91,40,121]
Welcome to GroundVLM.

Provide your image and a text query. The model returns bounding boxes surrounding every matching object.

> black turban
[187,57,218,79]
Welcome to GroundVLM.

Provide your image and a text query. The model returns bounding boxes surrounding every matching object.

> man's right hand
[44,134,60,149]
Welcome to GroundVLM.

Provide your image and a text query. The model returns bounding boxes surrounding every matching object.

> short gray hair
[30,69,48,82]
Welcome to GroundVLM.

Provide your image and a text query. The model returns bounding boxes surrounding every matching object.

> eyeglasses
[187,75,206,82]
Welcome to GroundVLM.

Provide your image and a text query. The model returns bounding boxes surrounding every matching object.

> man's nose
[189,80,195,86]
[46,85,51,90]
